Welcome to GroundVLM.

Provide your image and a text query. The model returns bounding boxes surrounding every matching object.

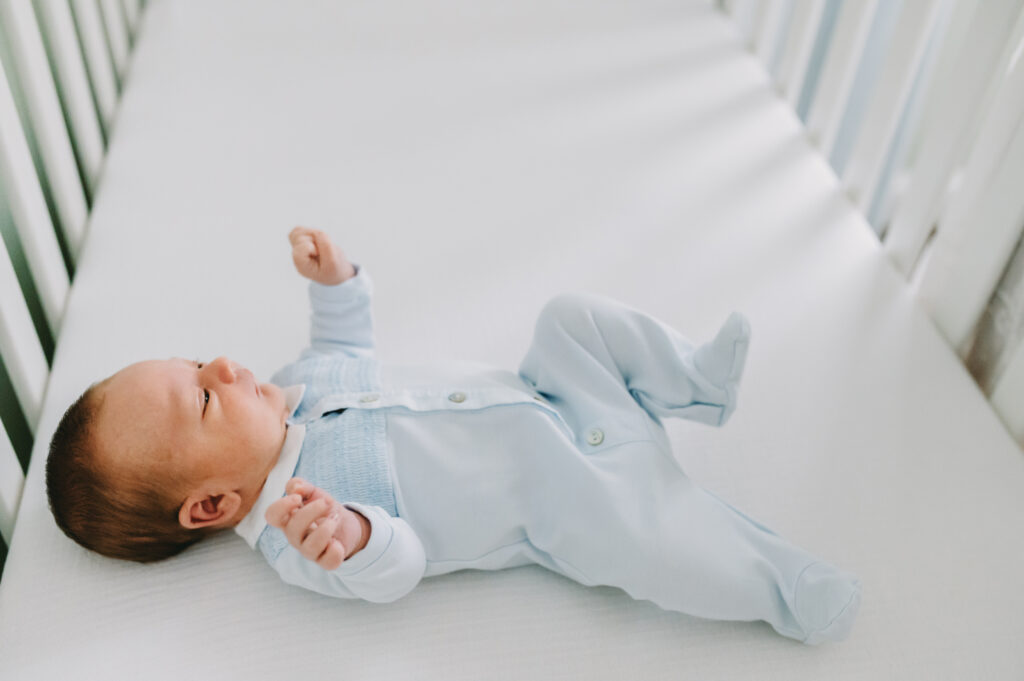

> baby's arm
[265,478,426,603]
[289,226,375,359]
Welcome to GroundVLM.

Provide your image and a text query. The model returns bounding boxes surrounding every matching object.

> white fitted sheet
[2,1,1023,678]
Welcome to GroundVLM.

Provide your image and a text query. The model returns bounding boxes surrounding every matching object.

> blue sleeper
[233,268,861,644]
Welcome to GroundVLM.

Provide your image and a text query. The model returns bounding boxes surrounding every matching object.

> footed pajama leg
[517,293,861,643]
[523,442,862,644]
[519,293,750,428]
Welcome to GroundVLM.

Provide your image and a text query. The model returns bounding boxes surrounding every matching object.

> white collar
[233,384,306,549]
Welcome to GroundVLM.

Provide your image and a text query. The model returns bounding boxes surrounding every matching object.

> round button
[359,393,380,403]
[448,392,467,403]
[586,428,605,446]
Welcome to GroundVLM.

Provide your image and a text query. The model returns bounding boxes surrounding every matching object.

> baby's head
[46,357,289,562]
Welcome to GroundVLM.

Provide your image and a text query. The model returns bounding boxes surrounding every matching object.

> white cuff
[308,264,372,303]
[334,502,393,576]
[326,503,427,603]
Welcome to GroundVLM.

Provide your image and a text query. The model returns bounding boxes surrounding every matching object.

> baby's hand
[289,226,356,286]
[265,477,370,571]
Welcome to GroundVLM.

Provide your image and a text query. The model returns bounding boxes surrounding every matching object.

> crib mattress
[2,0,1023,678]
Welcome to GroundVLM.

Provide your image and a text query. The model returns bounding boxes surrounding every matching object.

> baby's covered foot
[692,312,751,424]
[793,562,862,645]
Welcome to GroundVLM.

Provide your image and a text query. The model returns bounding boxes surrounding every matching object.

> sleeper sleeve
[269,502,426,603]
[300,265,376,359]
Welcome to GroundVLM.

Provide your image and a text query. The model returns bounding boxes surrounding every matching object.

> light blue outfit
[233,268,862,644]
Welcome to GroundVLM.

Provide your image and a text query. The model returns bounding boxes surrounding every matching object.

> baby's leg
[517,294,859,642]
[525,442,861,644]
[519,294,750,428]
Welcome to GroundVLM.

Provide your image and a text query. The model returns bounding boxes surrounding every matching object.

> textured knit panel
[259,355,395,564]
[270,354,379,420]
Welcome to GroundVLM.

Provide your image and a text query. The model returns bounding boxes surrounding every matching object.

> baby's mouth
[235,364,259,397]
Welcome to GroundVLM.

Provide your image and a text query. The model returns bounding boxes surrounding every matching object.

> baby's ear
[178,492,242,529]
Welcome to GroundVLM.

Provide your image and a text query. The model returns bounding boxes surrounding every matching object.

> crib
[1,0,1023,678]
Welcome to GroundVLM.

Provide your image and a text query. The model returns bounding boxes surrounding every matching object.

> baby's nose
[211,356,236,383]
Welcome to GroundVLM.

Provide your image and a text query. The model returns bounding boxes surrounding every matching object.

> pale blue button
[448,392,467,403]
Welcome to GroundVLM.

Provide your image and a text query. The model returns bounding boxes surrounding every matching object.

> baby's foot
[794,562,862,645]
[693,312,750,424]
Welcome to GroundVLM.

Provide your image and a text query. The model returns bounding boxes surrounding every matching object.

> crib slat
[70,0,119,128]
[0,53,71,335]
[804,0,879,156]
[840,0,942,214]
[991,339,1024,445]
[99,0,130,78]
[884,0,1023,278]
[915,53,1024,350]
[0,425,25,546]
[36,0,107,195]
[120,0,140,38]
[0,0,89,259]
[0,228,50,431]
[726,0,759,46]
[752,0,788,65]
[894,0,982,173]
[775,0,825,108]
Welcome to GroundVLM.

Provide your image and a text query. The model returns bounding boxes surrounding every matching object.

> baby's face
[94,357,289,500]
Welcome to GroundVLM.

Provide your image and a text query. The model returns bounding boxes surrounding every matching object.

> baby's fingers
[288,226,317,244]
[284,497,332,547]
[317,539,346,571]
[300,514,339,563]
[284,477,314,499]
[265,494,303,529]
[291,238,318,268]
[285,477,332,505]
[309,229,335,256]
[292,237,316,258]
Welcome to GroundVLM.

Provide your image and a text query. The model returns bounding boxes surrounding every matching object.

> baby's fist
[289,226,356,286]
[265,477,370,571]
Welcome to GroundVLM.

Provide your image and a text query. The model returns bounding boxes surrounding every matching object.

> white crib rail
[1,0,88,258]
[71,0,121,128]
[885,0,1018,277]
[721,0,1024,445]
[916,18,1024,348]
[838,0,942,214]
[99,0,131,78]
[773,0,825,109]
[38,0,107,194]
[0,231,49,432]
[0,55,69,335]
[800,0,878,158]
[0,0,144,566]
[0,426,21,547]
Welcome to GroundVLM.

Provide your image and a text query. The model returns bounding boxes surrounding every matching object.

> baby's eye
[202,389,210,415]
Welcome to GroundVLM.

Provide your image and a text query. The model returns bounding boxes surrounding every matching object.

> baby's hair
[46,381,213,563]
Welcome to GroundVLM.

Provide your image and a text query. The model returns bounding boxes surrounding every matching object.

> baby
[46,227,861,645]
